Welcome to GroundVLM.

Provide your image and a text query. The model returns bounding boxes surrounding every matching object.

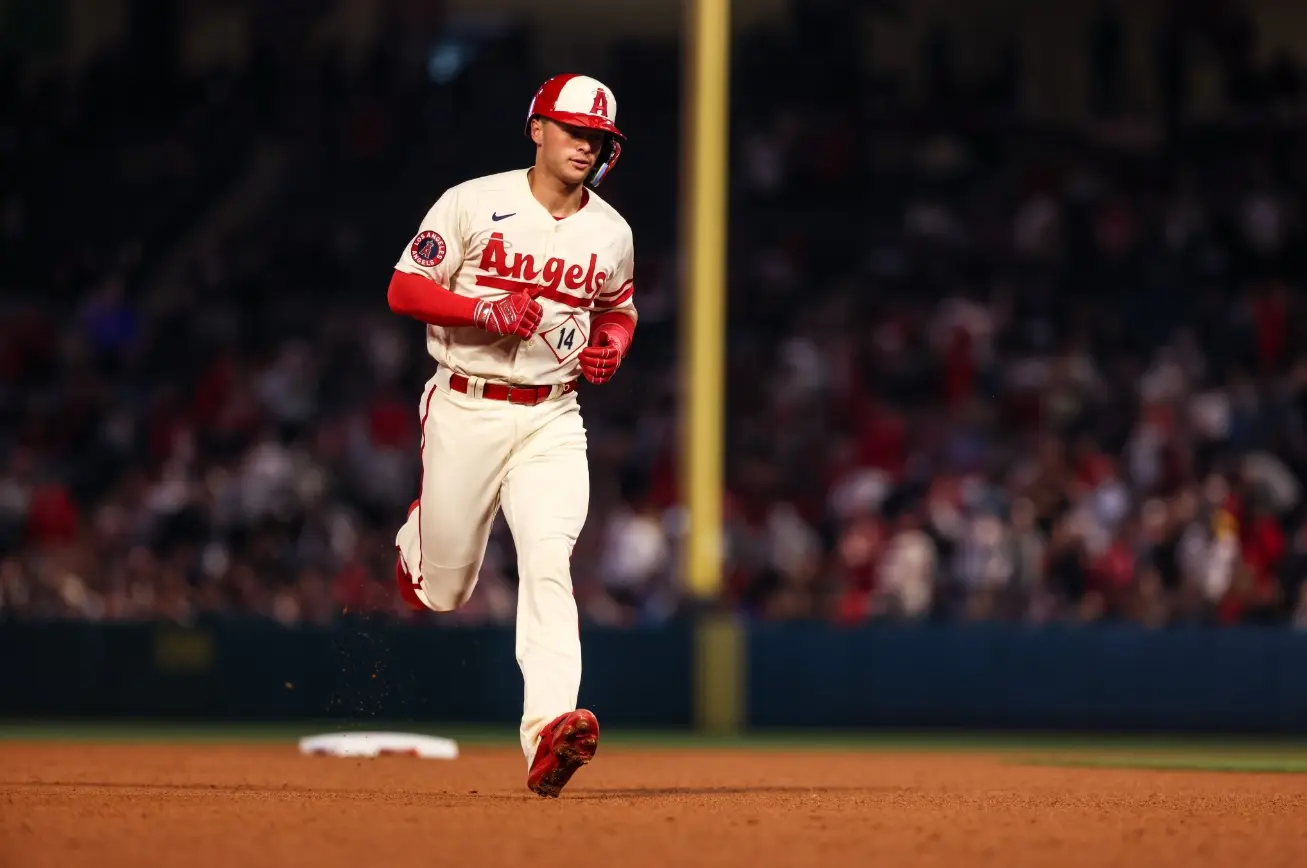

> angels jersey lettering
[395,169,637,385]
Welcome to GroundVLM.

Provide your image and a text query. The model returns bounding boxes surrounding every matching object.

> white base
[298,731,460,760]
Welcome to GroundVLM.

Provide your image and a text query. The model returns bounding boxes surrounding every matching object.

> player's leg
[396,378,513,611]
[498,396,591,763]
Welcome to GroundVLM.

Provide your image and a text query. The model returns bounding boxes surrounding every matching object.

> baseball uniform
[392,167,636,763]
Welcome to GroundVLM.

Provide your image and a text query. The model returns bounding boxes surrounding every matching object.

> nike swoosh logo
[491,212,515,221]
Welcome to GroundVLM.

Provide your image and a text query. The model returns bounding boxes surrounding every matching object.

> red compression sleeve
[591,310,636,356]
[387,270,479,327]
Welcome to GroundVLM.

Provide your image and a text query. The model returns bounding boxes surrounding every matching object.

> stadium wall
[2,619,1305,734]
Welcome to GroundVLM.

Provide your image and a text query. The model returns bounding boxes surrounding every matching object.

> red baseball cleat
[396,500,426,612]
[527,709,600,798]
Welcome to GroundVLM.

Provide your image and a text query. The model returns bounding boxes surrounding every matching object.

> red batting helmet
[526,74,624,189]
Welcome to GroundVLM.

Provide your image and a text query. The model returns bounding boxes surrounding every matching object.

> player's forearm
[387,269,480,327]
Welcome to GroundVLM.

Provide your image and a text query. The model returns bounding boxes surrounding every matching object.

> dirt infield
[2,743,1305,868]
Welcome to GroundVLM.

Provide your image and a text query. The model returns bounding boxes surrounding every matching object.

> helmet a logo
[590,88,610,118]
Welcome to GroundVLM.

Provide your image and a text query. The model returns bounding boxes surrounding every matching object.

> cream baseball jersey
[395,168,636,385]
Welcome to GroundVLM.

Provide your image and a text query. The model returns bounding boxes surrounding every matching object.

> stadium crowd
[3,12,1307,630]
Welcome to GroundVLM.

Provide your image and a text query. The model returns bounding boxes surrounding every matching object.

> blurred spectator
[872,511,936,620]
[596,473,675,625]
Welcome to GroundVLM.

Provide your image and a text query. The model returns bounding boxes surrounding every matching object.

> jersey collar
[522,168,590,223]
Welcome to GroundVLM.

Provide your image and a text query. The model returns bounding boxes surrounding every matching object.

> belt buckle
[508,386,539,406]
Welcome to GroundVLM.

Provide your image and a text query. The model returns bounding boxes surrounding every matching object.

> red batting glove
[578,323,630,384]
[474,290,543,339]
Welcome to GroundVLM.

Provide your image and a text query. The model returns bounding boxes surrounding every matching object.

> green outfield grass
[1018,754,1307,774]
[4,719,1307,767]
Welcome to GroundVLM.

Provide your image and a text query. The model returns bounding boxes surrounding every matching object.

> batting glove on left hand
[578,324,629,384]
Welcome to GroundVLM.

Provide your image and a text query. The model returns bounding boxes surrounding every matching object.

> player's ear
[529,117,545,147]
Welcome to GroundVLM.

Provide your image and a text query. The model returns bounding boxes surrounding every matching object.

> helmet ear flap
[586,136,621,189]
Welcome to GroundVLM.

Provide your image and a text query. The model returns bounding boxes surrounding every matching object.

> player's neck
[527,166,585,219]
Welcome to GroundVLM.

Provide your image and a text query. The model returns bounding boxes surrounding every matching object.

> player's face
[536,119,606,186]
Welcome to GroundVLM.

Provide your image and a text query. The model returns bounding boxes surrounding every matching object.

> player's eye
[561,124,598,145]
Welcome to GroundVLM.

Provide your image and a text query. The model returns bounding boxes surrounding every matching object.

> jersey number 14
[555,328,577,351]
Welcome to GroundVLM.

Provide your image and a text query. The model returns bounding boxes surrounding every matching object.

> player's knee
[416,562,481,611]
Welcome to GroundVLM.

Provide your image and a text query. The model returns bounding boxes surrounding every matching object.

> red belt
[448,373,575,406]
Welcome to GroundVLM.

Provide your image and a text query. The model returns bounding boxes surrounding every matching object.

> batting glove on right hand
[474,290,543,340]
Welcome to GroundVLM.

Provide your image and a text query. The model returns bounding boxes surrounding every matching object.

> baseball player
[386,74,636,798]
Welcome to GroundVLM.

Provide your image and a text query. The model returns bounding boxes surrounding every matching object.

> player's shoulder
[584,189,633,244]
[434,170,525,206]
[457,169,528,194]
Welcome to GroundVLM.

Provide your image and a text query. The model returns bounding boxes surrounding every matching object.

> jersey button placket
[519,224,552,367]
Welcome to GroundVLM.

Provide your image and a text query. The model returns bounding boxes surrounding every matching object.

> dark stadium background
[3,0,1307,735]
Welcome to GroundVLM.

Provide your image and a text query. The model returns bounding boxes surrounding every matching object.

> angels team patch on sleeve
[410,231,447,267]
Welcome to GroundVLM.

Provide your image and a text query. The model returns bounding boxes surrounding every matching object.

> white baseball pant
[395,367,589,764]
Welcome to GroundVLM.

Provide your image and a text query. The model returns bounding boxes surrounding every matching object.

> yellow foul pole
[681,0,729,601]
[682,0,738,735]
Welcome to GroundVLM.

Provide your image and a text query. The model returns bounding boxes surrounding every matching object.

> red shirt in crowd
[25,483,79,548]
